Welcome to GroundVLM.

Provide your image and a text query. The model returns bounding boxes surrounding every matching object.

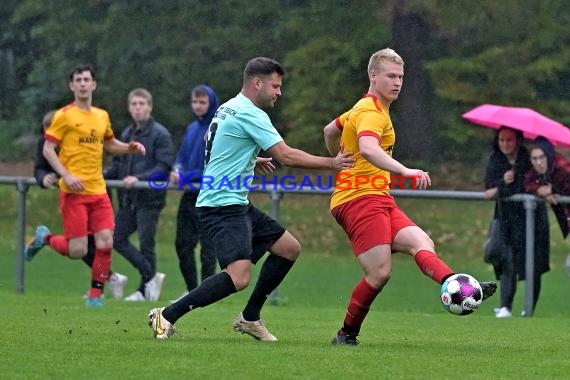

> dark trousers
[114,204,163,290]
[500,246,542,311]
[175,191,216,292]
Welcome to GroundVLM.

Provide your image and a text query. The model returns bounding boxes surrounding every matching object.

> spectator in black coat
[104,88,174,302]
[484,127,549,318]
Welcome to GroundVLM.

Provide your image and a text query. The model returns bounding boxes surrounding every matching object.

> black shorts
[196,203,286,269]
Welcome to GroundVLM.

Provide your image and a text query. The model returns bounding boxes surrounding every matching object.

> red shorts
[60,193,114,239]
[331,194,416,255]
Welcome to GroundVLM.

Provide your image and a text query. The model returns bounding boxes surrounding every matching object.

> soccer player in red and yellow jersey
[25,65,145,307]
[323,48,497,345]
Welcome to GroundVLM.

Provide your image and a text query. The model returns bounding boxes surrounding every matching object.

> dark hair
[191,85,209,98]
[492,126,523,152]
[529,136,556,171]
[69,65,96,81]
[243,57,285,82]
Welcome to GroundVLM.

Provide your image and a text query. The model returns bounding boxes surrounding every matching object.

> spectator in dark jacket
[525,136,570,277]
[169,85,219,301]
[104,88,174,302]
[34,111,59,188]
[34,110,128,299]
[484,127,549,318]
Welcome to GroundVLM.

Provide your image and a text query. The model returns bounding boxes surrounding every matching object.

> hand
[255,157,275,176]
[331,149,355,170]
[503,169,514,184]
[123,175,139,189]
[403,168,431,190]
[545,193,559,205]
[42,173,58,188]
[536,184,552,197]
[128,141,146,155]
[63,173,84,193]
[170,171,180,184]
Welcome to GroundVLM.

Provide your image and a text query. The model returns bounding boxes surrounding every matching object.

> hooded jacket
[525,136,570,238]
[173,85,220,185]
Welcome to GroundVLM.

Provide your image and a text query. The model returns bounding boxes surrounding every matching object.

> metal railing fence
[1,175,568,318]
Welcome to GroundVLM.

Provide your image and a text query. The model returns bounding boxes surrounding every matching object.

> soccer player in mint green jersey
[148,57,354,341]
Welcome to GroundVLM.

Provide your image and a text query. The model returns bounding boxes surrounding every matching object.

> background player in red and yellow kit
[25,65,145,307]
[323,48,497,345]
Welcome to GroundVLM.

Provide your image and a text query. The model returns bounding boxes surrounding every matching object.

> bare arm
[323,120,342,156]
[359,136,431,189]
[43,139,85,192]
[267,141,354,170]
[104,137,146,155]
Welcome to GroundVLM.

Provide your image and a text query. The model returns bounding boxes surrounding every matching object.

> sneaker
[233,313,278,341]
[480,281,497,301]
[124,291,146,301]
[331,330,359,346]
[24,225,50,261]
[86,297,104,307]
[148,307,175,339]
[145,272,166,302]
[496,307,512,318]
[108,272,128,300]
[169,291,189,304]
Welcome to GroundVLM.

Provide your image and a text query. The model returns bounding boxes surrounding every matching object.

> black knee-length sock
[163,271,236,324]
[242,255,294,321]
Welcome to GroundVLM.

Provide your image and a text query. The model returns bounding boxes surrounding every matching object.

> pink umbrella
[462,104,570,148]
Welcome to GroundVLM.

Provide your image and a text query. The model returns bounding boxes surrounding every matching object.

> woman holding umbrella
[484,127,550,318]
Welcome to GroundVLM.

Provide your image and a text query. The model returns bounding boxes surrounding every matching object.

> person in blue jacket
[169,85,220,301]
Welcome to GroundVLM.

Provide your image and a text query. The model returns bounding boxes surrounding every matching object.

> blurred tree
[281,1,389,155]
[0,0,568,170]
[426,0,570,161]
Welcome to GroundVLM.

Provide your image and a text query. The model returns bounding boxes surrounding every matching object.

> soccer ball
[440,274,483,316]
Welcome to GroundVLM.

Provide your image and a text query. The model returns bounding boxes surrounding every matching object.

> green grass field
[1,187,569,379]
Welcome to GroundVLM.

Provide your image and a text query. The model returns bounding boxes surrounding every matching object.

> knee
[97,236,113,250]
[280,239,302,261]
[424,236,435,251]
[226,265,251,291]
[231,273,251,291]
[68,248,87,259]
[367,267,392,289]
[408,236,435,255]
[285,240,301,261]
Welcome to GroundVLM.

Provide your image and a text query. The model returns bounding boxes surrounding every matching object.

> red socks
[414,249,454,284]
[47,235,69,256]
[343,278,380,333]
[91,247,112,285]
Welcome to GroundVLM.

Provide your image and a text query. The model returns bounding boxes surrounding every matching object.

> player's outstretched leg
[480,281,498,301]
[148,307,176,339]
[24,225,51,261]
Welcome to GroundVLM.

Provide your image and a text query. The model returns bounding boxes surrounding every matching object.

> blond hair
[128,88,153,105]
[368,48,404,74]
